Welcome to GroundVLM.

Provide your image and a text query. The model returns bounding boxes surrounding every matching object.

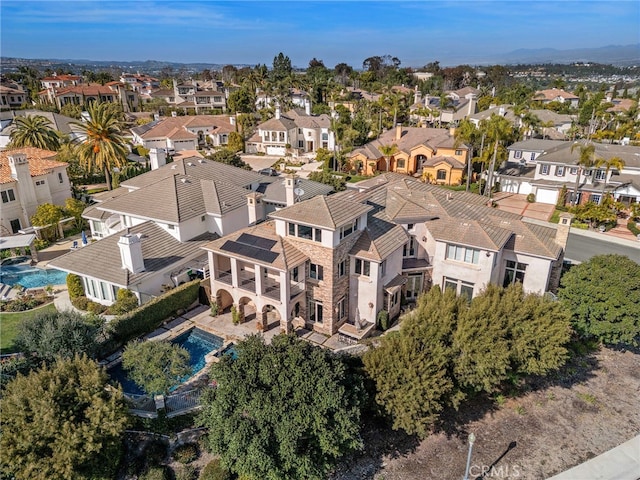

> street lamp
[463,432,476,480]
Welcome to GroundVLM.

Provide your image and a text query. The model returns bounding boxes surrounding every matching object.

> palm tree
[570,141,598,206]
[594,156,625,204]
[9,115,61,151]
[480,114,514,197]
[378,143,398,172]
[71,102,128,191]
[454,119,480,192]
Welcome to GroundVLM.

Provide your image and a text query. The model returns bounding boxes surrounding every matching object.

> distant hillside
[497,44,640,66]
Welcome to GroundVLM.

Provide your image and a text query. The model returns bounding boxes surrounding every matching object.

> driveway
[492,192,555,221]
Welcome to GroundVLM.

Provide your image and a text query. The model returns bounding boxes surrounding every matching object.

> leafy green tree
[228,87,256,114]
[594,156,625,203]
[60,103,83,119]
[227,131,245,153]
[9,115,61,151]
[479,113,516,197]
[64,197,88,230]
[199,334,366,480]
[72,102,128,190]
[570,141,598,205]
[66,273,85,298]
[0,355,129,480]
[206,148,250,169]
[15,310,104,363]
[569,201,618,228]
[30,203,65,240]
[308,169,346,191]
[559,254,640,345]
[363,287,461,437]
[122,340,191,395]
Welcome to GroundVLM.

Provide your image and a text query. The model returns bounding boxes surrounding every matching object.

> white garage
[534,187,559,204]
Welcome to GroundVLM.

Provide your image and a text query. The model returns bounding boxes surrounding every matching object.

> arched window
[416,154,428,169]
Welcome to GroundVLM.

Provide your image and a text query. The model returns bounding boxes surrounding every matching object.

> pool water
[109,328,224,395]
[0,265,68,288]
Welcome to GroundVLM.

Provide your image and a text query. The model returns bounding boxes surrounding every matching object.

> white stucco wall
[431,241,494,297]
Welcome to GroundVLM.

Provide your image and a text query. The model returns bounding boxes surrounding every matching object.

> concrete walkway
[548,435,640,480]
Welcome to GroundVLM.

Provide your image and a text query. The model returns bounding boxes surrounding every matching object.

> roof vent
[181,178,189,183]
[187,162,194,166]
[198,159,205,163]
[171,164,177,169]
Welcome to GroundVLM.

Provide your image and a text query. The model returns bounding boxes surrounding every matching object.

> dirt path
[333,347,640,480]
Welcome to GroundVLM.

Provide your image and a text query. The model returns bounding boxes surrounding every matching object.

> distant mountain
[496,44,640,66]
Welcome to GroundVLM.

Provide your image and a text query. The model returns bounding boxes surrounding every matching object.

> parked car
[259,168,279,176]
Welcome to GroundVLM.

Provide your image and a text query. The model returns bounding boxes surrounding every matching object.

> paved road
[565,231,640,264]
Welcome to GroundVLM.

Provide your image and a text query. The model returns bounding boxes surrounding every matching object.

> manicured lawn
[0,302,57,353]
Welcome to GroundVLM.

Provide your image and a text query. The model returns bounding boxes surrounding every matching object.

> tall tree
[569,141,598,205]
[378,143,398,172]
[9,115,61,151]
[480,113,515,197]
[0,355,129,480]
[199,334,366,480]
[594,156,625,204]
[72,102,128,190]
[454,118,481,191]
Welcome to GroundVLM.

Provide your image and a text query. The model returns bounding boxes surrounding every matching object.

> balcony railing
[289,280,305,299]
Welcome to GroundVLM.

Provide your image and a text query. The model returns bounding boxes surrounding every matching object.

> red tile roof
[0,147,66,184]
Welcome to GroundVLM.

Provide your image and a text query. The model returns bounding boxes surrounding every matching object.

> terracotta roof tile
[0,147,65,184]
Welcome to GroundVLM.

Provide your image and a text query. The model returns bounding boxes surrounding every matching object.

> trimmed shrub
[140,466,170,480]
[86,300,108,315]
[109,288,139,315]
[172,443,199,464]
[627,220,640,237]
[210,302,219,317]
[104,280,200,355]
[526,193,536,203]
[377,310,390,331]
[66,273,84,299]
[71,295,90,311]
[174,465,197,480]
[199,459,231,480]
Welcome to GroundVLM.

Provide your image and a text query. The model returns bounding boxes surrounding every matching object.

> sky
[1,0,639,68]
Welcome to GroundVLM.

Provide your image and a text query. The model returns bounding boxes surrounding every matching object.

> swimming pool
[0,264,68,289]
[109,328,224,395]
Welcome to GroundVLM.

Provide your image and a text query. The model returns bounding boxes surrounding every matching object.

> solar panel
[237,233,277,250]
[220,240,278,264]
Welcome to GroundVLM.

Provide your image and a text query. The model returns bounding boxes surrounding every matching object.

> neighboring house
[0,84,28,109]
[255,88,310,110]
[534,88,579,108]
[495,139,640,205]
[150,80,227,114]
[469,105,575,139]
[204,175,570,341]
[49,158,331,306]
[410,86,478,126]
[130,114,236,153]
[328,87,382,114]
[38,82,140,112]
[40,73,83,90]
[0,147,71,235]
[0,110,85,149]
[246,103,335,156]
[348,125,468,180]
[119,72,160,93]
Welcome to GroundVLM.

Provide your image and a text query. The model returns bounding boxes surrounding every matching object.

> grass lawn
[0,302,57,354]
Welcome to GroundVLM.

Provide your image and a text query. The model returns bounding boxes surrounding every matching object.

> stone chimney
[305,99,311,115]
[229,115,236,126]
[556,212,574,249]
[275,104,281,120]
[149,148,166,170]
[395,123,403,141]
[284,173,298,206]
[118,233,145,274]
[246,192,265,225]
[449,126,456,137]
[8,153,38,220]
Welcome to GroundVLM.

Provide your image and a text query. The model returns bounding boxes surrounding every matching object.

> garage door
[536,188,558,204]
[266,146,286,156]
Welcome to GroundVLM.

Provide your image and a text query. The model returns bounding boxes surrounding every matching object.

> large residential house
[410,86,479,126]
[494,139,640,205]
[40,73,83,90]
[203,174,570,341]
[119,73,160,93]
[349,125,469,181]
[328,87,382,114]
[149,80,227,114]
[255,88,310,110]
[0,83,28,110]
[246,103,335,156]
[0,148,71,235]
[38,82,140,112]
[48,159,331,306]
[131,115,236,154]
[534,88,579,108]
[469,105,576,140]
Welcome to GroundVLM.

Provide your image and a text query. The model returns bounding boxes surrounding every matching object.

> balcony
[216,270,232,285]
[402,257,431,271]
[289,280,305,299]
[238,271,256,293]
[263,277,281,301]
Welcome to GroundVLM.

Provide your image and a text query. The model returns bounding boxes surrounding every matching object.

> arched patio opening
[215,289,233,313]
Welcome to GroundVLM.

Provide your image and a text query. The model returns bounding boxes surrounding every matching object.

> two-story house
[534,88,579,108]
[204,175,570,342]
[131,114,236,153]
[38,82,140,112]
[348,125,469,181]
[495,139,640,205]
[149,80,227,114]
[469,106,575,140]
[410,87,478,126]
[49,160,332,307]
[0,148,71,235]
[0,84,28,110]
[246,103,335,156]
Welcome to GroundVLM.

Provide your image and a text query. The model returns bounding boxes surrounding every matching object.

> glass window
[314,228,322,242]
[455,149,463,156]
[1,189,15,203]
[514,150,522,159]
[446,244,480,264]
[530,153,536,161]
[403,237,416,257]
[595,170,606,181]
[556,166,565,176]
[437,169,447,180]
[338,260,346,277]
[309,263,323,280]
[397,159,405,169]
[503,260,527,287]
[381,260,386,276]
[355,259,370,276]
[338,297,347,319]
[291,266,299,282]
[298,224,312,240]
[288,223,295,236]
[309,300,323,323]
[540,164,550,175]
[444,277,475,298]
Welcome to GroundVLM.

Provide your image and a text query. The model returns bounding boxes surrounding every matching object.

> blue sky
[2,1,639,68]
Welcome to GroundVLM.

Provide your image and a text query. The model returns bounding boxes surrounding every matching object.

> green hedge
[627,220,640,237]
[102,280,200,356]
